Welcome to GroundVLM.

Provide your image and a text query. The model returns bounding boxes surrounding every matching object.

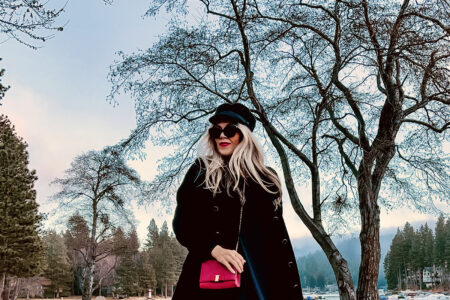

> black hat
[209,103,256,131]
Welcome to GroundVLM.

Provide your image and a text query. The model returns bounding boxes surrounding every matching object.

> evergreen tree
[43,231,72,297]
[126,229,139,256]
[384,228,405,290]
[115,228,140,296]
[421,223,434,268]
[316,273,326,290]
[443,218,450,289]
[435,214,446,268]
[444,219,450,270]
[384,219,446,290]
[0,114,45,299]
[144,219,159,250]
[137,251,157,296]
[169,231,187,293]
[409,229,423,288]
[112,227,128,256]
[115,257,139,296]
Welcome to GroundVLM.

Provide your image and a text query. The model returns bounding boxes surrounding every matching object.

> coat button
[212,205,219,212]
[288,261,294,268]
[215,231,220,235]
[282,238,288,245]
[273,216,279,222]
[293,283,299,289]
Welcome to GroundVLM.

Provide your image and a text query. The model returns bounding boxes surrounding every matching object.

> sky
[1,0,447,249]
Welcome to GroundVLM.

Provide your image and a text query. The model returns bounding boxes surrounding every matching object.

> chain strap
[234,185,245,252]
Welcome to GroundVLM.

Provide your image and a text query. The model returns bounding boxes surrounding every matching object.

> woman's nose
[219,131,226,138]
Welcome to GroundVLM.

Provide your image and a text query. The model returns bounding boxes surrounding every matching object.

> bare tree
[93,255,119,296]
[49,147,144,300]
[106,1,449,299]
[0,0,66,49]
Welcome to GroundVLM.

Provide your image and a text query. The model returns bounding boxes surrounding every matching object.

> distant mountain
[291,219,437,257]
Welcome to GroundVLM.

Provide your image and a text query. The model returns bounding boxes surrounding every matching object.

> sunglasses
[209,124,242,139]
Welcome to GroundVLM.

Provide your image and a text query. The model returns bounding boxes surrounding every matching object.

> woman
[172,103,303,300]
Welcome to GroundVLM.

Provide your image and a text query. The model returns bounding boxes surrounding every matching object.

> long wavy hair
[196,121,282,211]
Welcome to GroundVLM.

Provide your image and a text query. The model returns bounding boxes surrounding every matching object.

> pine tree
[0,114,45,299]
[169,231,187,294]
[435,214,446,268]
[115,228,140,296]
[115,257,139,296]
[409,229,423,288]
[137,251,156,296]
[126,229,139,256]
[384,228,405,290]
[421,223,434,268]
[43,231,72,297]
[144,219,159,250]
[112,227,128,256]
[443,218,450,289]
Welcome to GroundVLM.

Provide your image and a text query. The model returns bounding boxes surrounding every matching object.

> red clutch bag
[199,194,245,289]
[199,259,241,289]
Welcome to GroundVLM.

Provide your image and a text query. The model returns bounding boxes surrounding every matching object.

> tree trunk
[311,226,356,300]
[98,278,103,296]
[82,198,98,300]
[2,276,10,300]
[419,269,423,290]
[11,278,20,300]
[0,273,4,299]
[82,244,96,300]
[356,163,381,300]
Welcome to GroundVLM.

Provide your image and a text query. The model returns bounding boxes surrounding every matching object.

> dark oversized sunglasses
[209,123,242,139]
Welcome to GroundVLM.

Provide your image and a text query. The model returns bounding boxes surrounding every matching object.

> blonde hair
[196,122,282,211]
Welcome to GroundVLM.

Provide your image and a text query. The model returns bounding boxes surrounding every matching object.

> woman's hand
[211,245,246,274]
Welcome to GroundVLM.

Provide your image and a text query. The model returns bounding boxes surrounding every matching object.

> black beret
[208,103,256,132]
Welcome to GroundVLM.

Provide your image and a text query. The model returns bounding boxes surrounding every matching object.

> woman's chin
[219,151,232,158]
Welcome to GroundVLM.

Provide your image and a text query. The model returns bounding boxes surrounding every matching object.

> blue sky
[1,0,444,246]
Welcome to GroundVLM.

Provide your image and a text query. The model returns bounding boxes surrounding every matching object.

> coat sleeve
[172,158,218,261]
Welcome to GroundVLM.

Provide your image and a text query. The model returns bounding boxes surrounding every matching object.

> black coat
[172,158,303,300]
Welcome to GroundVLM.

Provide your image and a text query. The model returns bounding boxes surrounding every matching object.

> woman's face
[212,121,242,157]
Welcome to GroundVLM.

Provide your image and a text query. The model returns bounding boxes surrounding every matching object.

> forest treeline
[7,216,186,299]
[384,215,450,291]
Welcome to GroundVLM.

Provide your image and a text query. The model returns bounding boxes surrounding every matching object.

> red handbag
[199,259,241,289]
[199,193,245,289]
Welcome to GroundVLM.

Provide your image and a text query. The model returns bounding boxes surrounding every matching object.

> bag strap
[235,186,245,251]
